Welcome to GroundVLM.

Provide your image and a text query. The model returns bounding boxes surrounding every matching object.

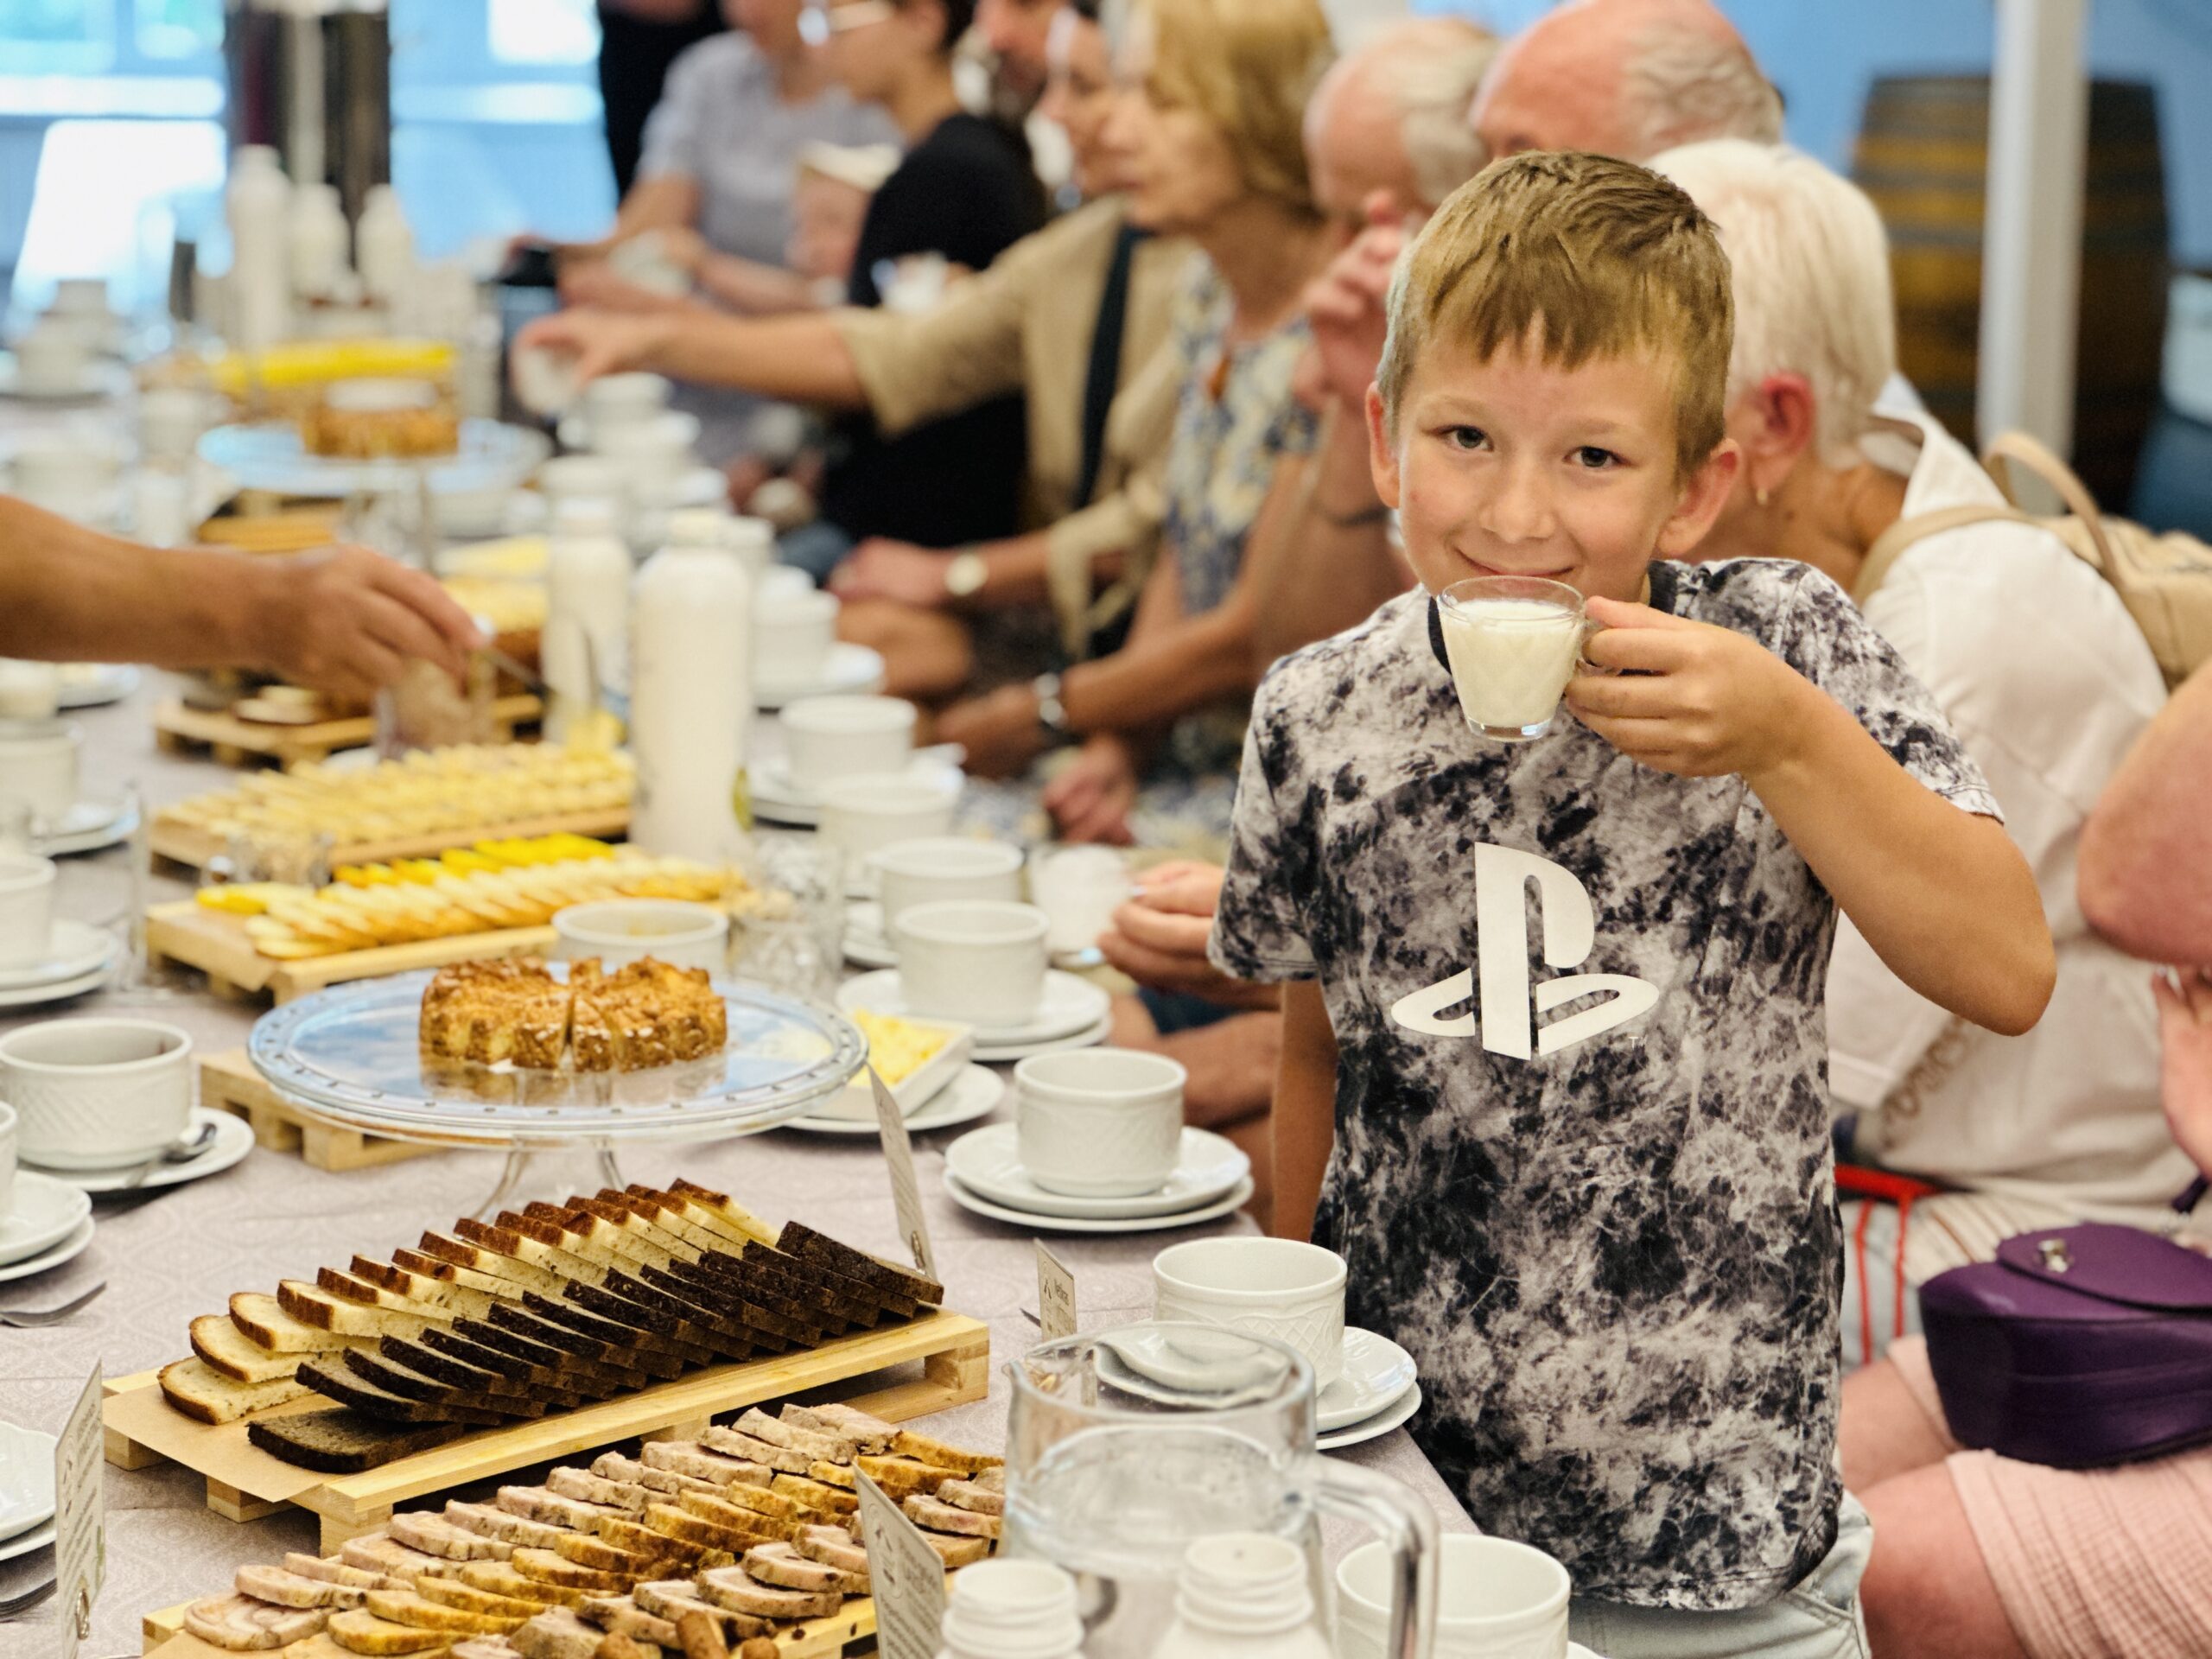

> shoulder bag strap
[1853,502,2035,607]
[1980,429,2122,575]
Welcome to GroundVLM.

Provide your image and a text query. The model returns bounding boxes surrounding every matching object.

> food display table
[0,682,1476,1657]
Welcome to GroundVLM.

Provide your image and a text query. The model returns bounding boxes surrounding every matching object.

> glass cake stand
[248,968,868,1214]
[197,417,551,499]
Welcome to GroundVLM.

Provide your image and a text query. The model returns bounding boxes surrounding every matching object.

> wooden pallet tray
[146,899,558,1003]
[106,1308,991,1552]
[151,804,631,874]
[154,696,543,768]
[200,1047,438,1172]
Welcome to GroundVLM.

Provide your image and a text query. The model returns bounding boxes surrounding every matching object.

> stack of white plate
[0,920,121,1011]
[751,750,957,829]
[0,1171,91,1285]
[942,1122,1255,1234]
[836,969,1111,1064]
[0,1421,58,1566]
[1314,1328,1423,1452]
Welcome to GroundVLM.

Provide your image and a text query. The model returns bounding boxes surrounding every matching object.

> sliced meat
[283,1554,397,1592]
[452,1640,523,1659]
[496,1484,620,1532]
[795,1524,870,1587]
[340,1535,460,1580]
[732,1408,854,1464]
[639,1440,772,1488]
[512,1605,603,1659]
[701,1426,812,1475]
[391,1509,513,1560]
[971,1465,1006,1496]
[632,1580,771,1640]
[546,1465,651,1513]
[182,1594,327,1650]
[934,1478,1006,1517]
[788,1402,897,1452]
[905,1494,1001,1539]
[576,1595,680,1647]
[695,1566,842,1621]
[445,1499,570,1552]
[740,1541,849,1594]
[233,1564,341,1608]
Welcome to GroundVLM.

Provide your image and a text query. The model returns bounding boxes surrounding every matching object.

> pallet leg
[923,1336,992,1402]
[105,1425,166,1472]
[320,1508,391,1554]
[205,974,253,1004]
[245,1103,304,1154]
[206,1478,283,1522]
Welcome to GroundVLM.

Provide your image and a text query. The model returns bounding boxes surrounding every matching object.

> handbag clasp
[2038,1237,2073,1273]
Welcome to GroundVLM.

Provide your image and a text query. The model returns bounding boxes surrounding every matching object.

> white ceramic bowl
[817,772,959,862]
[538,453,627,505]
[0,1100,16,1221]
[868,838,1025,930]
[1338,1535,1571,1659]
[0,1019,194,1170]
[781,695,916,791]
[0,722,80,822]
[1016,1046,1185,1198]
[894,899,1049,1027]
[585,371,671,429]
[0,854,56,970]
[1153,1237,1348,1389]
[754,589,840,687]
[553,899,729,974]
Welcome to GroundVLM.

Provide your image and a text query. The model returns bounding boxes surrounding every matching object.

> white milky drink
[1437,576,1588,741]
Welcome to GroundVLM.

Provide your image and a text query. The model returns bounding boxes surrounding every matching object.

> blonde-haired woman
[937,0,1338,844]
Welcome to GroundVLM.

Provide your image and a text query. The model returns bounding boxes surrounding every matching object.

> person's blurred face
[1469,14,1641,161]
[788,173,873,283]
[730,0,807,54]
[1038,11,1122,196]
[1304,62,1420,245]
[1096,10,1248,235]
[817,0,925,106]
[976,0,1062,101]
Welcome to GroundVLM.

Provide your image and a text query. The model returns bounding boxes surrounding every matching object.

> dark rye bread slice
[455,1215,603,1289]
[518,1292,704,1375]
[298,1356,522,1426]
[779,1221,943,1306]
[556,1279,739,1365]
[382,1333,601,1405]
[480,1303,664,1382]
[249,1408,467,1472]
[640,1263,804,1351]
[668,1257,829,1344]
[725,1245,883,1329]
[586,1273,756,1363]
[346,1346,538,1407]
[448,1314,650,1394]
[358,1343,590,1413]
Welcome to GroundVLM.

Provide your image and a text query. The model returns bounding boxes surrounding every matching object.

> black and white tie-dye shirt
[1210,559,1999,1611]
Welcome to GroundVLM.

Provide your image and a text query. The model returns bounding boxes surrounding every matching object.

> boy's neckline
[1425,563,1679,674]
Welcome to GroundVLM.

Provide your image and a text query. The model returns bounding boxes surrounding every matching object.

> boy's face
[1367,330,1738,606]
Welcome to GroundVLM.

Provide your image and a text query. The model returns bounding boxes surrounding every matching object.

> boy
[1207,151,2054,1656]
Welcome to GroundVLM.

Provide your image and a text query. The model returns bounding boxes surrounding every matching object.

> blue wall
[1425,0,2212,267]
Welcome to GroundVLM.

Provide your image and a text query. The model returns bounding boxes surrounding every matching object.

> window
[487,0,598,67]
[133,0,219,60]
[0,0,118,73]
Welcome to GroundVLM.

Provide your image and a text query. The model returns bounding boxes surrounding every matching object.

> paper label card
[871,1064,938,1281]
[1035,1241,1077,1342]
[54,1364,105,1659]
[855,1470,947,1659]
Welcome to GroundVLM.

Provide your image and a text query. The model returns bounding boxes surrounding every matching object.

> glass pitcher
[1004,1321,1438,1659]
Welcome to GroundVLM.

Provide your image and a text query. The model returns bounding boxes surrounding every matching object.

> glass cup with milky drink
[1436,575,1592,743]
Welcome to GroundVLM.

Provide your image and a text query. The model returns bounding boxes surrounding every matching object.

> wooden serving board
[145,899,558,1002]
[153,696,543,769]
[200,1048,438,1172]
[150,805,631,874]
[106,1309,991,1552]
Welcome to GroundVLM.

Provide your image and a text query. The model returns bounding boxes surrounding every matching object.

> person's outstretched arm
[2078,660,2212,965]
[0,498,480,700]
[515,307,868,407]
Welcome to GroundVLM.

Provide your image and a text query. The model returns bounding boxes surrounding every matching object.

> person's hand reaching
[1098,860,1279,1009]
[254,545,483,702]
[556,261,691,315]
[513,308,677,386]
[2157,967,2212,1178]
[830,539,956,608]
[1041,735,1139,844]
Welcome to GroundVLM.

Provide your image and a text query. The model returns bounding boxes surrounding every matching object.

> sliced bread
[229,1291,372,1355]
[159,1356,312,1425]
[277,1280,447,1338]
[189,1313,304,1384]
[248,1408,467,1473]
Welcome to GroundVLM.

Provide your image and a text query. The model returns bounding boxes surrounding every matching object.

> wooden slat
[144,900,559,1002]
[149,805,630,873]
[153,696,543,769]
[200,1049,439,1172]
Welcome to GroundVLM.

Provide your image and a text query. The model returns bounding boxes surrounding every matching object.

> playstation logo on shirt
[1389,845,1658,1059]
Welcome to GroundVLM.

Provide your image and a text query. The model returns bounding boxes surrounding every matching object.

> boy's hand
[1567,596,1814,779]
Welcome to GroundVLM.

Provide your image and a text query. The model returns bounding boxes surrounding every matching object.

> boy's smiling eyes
[1576,445,1624,470]
[1439,424,1489,451]
[1426,426,1632,472]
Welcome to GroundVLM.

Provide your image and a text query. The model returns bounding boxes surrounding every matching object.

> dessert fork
[0,1282,107,1327]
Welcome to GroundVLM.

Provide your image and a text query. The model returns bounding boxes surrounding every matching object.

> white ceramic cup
[49,278,111,321]
[585,371,671,434]
[1153,1236,1349,1389]
[0,661,60,721]
[817,772,959,863]
[755,566,814,604]
[1338,1535,1571,1659]
[754,589,840,688]
[539,453,627,506]
[0,1099,17,1220]
[1029,845,1132,956]
[139,387,216,465]
[0,722,79,823]
[0,1019,194,1170]
[782,695,916,791]
[0,854,57,970]
[512,341,583,418]
[1015,1046,1185,1198]
[595,410,701,504]
[894,899,1049,1027]
[553,899,729,973]
[868,838,1025,931]
[13,320,91,394]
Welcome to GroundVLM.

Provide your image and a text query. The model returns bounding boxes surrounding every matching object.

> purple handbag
[1919,1222,2212,1469]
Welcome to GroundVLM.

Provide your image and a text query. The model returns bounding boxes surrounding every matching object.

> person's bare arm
[1270,979,1338,1241]
[515,307,868,406]
[553,175,701,268]
[0,498,480,699]
[2078,661,2212,964]
[830,527,1111,612]
[1247,406,1411,671]
[691,251,822,316]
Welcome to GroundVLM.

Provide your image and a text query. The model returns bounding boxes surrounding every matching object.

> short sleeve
[1207,679,1320,982]
[635,41,714,182]
[1780,567,2003,821]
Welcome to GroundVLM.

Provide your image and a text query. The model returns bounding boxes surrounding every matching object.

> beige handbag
[1855,429,2212,690]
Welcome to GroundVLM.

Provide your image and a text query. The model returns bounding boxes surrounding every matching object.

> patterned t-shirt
[1209,559,1999,1611]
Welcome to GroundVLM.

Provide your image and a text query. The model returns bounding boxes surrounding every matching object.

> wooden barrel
[1853,76,2169,509]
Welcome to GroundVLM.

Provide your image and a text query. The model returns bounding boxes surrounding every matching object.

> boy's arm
[1573,598,2055,1037]
[1271,980,1339,1242]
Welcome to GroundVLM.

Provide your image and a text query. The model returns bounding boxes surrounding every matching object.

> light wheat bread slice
[416,1577,548,1620]
[549,1529,669,1578]
[366,1588,528,1634]
[662,1179,779,1248]
[510,1546,628,1592]
[317,1264,491,1321]
[890,1428,1001,1476]
[694,1565,841,1620]
[159,1357,313,1424]
[459,1561,586,1609]
[190,1313,314,1384]
[276,1280,447,1339]
[232,1564,354,1609]
[415,1230,569,1297]
[347,1256,505,1319]
[854,1454,962,1500]
[772,1473,858,1516]
[229,1291,373,1355]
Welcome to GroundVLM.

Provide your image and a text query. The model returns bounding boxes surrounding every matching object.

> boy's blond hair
[1376,149,1734,479]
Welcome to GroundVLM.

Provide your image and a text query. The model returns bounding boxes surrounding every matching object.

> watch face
[946,554,987,597]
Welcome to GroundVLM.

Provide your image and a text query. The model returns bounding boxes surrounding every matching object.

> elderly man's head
[1471,0,1779,164]
[1303,16,1500,232]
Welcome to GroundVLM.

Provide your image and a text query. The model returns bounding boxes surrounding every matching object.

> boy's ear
[1365,385,1402,510]
[1654,437,1742,560]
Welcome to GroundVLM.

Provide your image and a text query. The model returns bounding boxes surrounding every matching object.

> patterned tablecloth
[0,684,1472,1659]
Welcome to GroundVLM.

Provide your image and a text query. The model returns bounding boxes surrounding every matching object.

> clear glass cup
[1004,1322,1437,1659]
[729,834,845,1001]
[1435,575,1592,743]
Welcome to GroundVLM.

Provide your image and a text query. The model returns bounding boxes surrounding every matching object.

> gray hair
[1623,22,1783,157]
[1392,30,1501,207]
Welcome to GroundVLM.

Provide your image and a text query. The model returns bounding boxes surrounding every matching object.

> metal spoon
[118,1120,219,1191]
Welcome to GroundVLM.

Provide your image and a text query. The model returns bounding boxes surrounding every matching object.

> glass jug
[1004,1322,1438,1659]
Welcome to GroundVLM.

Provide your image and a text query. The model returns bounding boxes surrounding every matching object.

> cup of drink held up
[1435,575,1592,744]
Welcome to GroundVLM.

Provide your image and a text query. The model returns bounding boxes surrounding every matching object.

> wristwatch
[1032,672,1071,744]
[944,550,988,601]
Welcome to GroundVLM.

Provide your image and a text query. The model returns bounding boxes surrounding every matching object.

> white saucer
[752,754,964,827]
[0,1216,93,1284]
[0,359,125,402]
[55,664,139,709]
[838,968,1111,1047]
[1318,1381,1422,1452]
[0,960,113,1009]
[945,1170,1253,1234]
[785,1064,1005,1137]
[30,1106,252,1195]
[945,1123,1250,1220]
[0,1421,58,1543]
[842,901,899,969]
[973,1012,1111,1065]
[0,1173,92,1267]
[0,1517,54,1564]
[1318,1328,1419,1432]
[0,920,120,990]
[756,644,887,712]
[37,795,138,857]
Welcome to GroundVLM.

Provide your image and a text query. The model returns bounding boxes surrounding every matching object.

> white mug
[894,899,1049,1027]
[584,371,671,434]
[1029,845,1132,957]
[1338,1535,1571,1659]
[511,341,582,418]
[0,854,56,970]
[552,899,728,974]
[13,321,91,395]
[11,441,114,521]
[868,838,1025,931]
[0,722,80,824]
[0,662,60,722]
[0,1019,194,1170]
[1016,1046,1185,1198]
[754,589,840,688]
[594,410,700,505]
[1153,1236,1349,1389]
[139,387,217,465]
[781,695,915,791]
[817,773,959,863]
[0,1099,17,1220]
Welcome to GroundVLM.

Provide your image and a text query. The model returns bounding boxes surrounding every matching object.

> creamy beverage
[1436,577,1587,741]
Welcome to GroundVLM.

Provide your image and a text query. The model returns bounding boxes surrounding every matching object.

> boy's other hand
[1302,192,1407,411]
[1567,595,1813,779]
[1041,734,1138,844]
[1099,861,1280,1009]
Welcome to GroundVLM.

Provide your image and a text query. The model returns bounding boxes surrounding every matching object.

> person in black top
[596,0,728,199]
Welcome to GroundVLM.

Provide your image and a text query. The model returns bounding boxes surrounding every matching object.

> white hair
[1391,31,1501,207]
[1652,138,1897,464]
[1624,23,1783,157]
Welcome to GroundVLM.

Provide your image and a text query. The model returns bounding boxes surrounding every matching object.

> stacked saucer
[0,1421,59,1566]
[1315,1330,1423,1450]
[837,967,1109,1064]
[944,1121,1252,1234]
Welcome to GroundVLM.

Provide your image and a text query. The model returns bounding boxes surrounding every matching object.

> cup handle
[1311,1455,1439,1659]
[1574,614,1617,677]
